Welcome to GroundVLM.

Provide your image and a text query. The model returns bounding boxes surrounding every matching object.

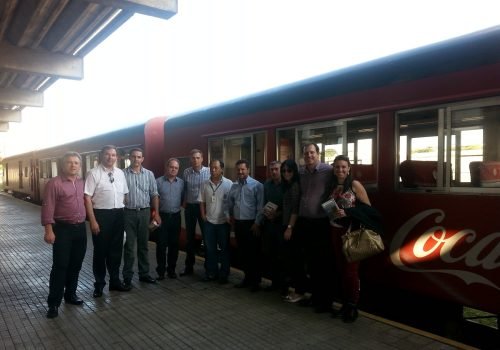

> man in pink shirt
[41,152,87,319]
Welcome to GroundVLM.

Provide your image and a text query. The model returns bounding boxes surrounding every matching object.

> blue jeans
[203,221,230,278]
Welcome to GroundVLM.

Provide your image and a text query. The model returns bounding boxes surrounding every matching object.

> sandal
[284,293,304,303]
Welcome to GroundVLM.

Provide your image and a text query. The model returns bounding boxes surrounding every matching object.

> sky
[1,0,500,157]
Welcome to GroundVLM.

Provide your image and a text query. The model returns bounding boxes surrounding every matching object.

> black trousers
[296,217,335,307]
[184,203,204,268]
[234,219,261,286]
[47,222,87,307]
[91,209,125,287]
[156,212,181,275]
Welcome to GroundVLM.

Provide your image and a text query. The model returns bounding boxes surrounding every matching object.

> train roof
[167,25,500,128]
[2,122,146,160]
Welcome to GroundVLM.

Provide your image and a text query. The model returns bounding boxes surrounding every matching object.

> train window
[397,97,500,192]
[449,103,500,189]
[51,160,58,177]
[40,160,50,179]
[208,132,267,182]
[277,115,378,185]
[296,122,343,165]
[84,153,99,172]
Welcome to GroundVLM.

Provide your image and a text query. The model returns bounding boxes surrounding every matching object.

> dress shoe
[46,306,58,319]
[218,277,228,285]
[202,275,216,282]
[167,272,177,279]
[139,276,157,283]
[93,287,103,298]
[109,282,132,292]
[157,274,165,281]
[123,280,132,289]
[179,268,193,276]
[342,303,358,323]
[331,304,347,318]
[64,294,83,305]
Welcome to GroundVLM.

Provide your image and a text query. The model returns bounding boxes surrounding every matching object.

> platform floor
[0,193,470,349]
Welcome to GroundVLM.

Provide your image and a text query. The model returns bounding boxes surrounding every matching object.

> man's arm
[84,194,99,234]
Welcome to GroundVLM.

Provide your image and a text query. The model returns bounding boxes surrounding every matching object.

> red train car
[162,27,500,344]
[2,117,165,203]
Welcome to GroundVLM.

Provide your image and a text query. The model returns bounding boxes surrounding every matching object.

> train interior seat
[399,160,449,187]
[469,161,500,187]
[350,164,376,184]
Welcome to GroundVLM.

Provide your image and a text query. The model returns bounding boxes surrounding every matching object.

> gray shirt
[299,162,332,218]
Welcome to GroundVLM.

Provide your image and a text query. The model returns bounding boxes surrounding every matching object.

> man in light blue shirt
[156,158,184,280]
[226,159,264,291]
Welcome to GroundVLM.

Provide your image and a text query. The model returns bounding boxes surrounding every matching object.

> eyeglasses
[281,169,293,173]
[108,172,114,183]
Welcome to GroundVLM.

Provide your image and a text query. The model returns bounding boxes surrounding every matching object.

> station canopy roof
[0,0,177,132]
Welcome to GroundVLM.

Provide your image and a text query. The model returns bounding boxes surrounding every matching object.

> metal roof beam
[0,109,21,122]
[89,0,177,19]
[0,87,43,107]
[0,41,83,80]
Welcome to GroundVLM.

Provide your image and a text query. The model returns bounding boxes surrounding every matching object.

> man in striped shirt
[122,148,161,288]
[181,149,210,276]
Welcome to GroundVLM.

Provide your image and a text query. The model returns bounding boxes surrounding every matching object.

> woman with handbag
[328,155,372,323]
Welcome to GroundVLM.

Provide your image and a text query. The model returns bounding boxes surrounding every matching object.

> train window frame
[396,96,500,194]
[207,131,267,182]
[39,159,51,179]
[276,114,378,188]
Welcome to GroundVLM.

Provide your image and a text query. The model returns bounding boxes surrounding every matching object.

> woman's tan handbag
[342,225,384,263]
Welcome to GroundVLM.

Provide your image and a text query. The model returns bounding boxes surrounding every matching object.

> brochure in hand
[321,198,340,224]
[264,201,278,213]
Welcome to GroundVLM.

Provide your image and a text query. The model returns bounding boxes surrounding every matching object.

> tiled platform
[0,193,469,349]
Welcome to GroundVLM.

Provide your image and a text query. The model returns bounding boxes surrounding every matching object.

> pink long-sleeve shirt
[41,175,86,226]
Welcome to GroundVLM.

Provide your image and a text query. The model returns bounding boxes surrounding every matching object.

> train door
[18,161,23,189]
[30,159,40,202]
[208,132,267,182]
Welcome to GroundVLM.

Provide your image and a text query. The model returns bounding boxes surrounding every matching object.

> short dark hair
[129,147,144,156]
[166,157,179,167]
[235,159,249,168]
[302,143,320,154]
[100,145,118,160]
[210,159,224,169]
[190,149,203,157]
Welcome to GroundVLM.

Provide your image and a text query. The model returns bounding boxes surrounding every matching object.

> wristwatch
[287,225,293,229]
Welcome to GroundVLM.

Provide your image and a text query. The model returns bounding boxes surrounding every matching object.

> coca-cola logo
[390,209,500,291]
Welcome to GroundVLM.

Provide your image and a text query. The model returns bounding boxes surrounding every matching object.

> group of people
[41,143,380,323]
